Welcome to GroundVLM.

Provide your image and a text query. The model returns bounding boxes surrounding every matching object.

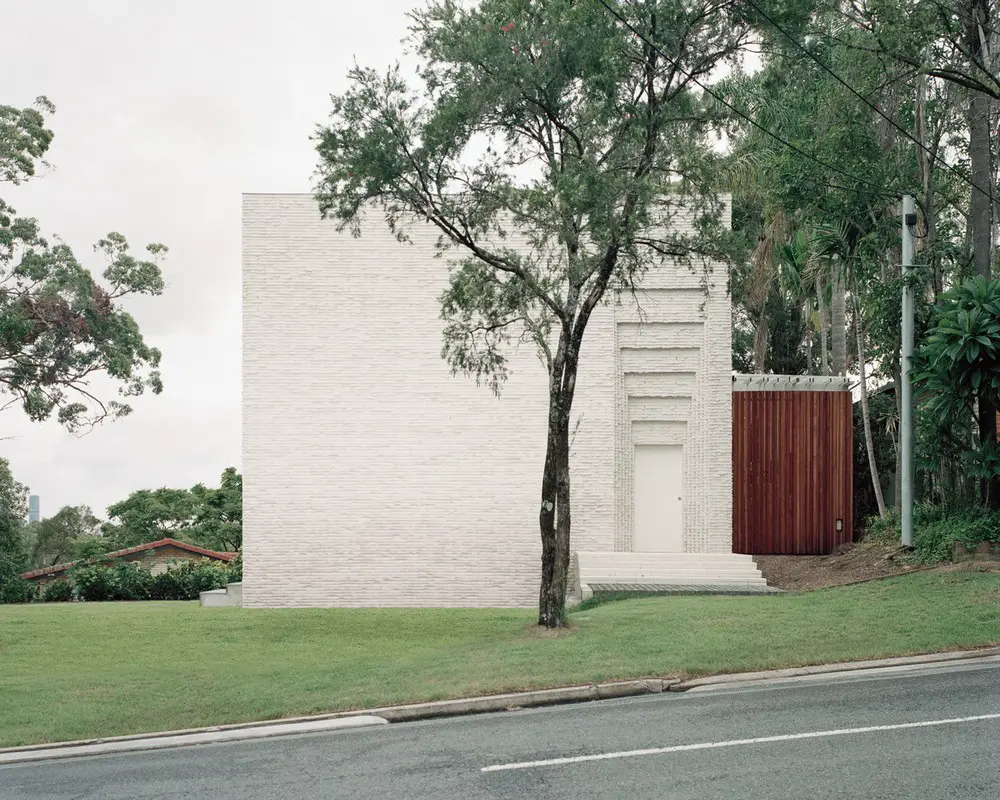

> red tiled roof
[21,538,238,580]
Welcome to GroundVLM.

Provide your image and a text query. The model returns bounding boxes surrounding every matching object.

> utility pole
[901,196,916,548]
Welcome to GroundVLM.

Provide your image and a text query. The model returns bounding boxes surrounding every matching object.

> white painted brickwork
[242,194,735,608]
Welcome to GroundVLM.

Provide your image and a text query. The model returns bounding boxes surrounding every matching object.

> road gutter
[668,646,1000,692]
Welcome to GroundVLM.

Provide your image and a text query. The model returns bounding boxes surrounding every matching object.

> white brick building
[241,194,764,608]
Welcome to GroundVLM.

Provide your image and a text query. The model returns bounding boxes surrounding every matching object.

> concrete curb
[668,646,1000,692]
[0,717,388,766]
[0,679,678,766]
[369,678,679,722]
[4,646,999,765]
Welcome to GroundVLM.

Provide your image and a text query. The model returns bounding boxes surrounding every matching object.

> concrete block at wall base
[226,582,243,605]
[199,589,230,607]
[199,583,243,608]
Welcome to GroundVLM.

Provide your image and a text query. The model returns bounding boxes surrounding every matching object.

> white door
[633,444,684,552]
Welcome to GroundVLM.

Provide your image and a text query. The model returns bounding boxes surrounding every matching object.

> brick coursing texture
[242,194,733,608]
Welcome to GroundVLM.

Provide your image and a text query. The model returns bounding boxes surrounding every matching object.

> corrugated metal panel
[733,390,853,555]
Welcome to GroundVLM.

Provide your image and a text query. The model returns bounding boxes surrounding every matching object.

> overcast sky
[2,0,419,518]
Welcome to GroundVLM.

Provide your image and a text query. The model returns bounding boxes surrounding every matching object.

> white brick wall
[242,194,732,607]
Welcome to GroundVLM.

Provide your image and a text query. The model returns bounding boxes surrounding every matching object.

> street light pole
[901,195,917,548]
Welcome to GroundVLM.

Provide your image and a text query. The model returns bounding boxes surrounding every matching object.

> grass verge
[2,569,998,748]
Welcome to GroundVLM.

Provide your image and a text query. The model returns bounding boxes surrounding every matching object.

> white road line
[481,712,1000,773]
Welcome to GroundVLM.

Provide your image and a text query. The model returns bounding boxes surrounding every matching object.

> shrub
[41,579,74,602]
[57,558,233,602]
[71,564,115,601]
[0,577,36,604]
[149,569,188,601]
[108,562,153,601]
[227,553,242,583]
[176,559,230,595]
[861,511,900,544]
[912,505,1000,564]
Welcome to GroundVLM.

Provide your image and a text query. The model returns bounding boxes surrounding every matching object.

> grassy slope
[1,570,998,747]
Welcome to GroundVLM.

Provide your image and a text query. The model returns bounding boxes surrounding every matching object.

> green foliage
[70,564,116,602]
[40,579,73,603]
[316,0,741,391]
[28,505,100,569]
[314,0,746,625]
[914,276,1000,484]
[68,557,231,602]
[724,0,986,515]
[0,576,35,604]
[911,505,1000,565]
[102,468,242,551]
[146,560,230,600]
[863,504,1000,564]
[149,569,188,601]
[72,560,156,602]
[102,488,197,548]
[0,457,28,603]
[0,96,54,185]
[226,552,242,583]
[0,511,27,586]
[107,561,153,601]
[0,97,166,431]
[174,559,231,595]
[70,534,112,562]
[190,468,243,551]
[853,390,897,524]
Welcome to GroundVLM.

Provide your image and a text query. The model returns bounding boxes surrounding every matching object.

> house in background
[241,193,769,608]
[21,539,238,589]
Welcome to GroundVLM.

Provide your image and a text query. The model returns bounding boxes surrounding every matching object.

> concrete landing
[573,551,770,601]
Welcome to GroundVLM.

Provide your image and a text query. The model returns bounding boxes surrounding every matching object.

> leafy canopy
[0,96,165,431]
[26,505,101,569]
[0,456,28,584]
[315,0,746,393]
[915,277,1000,482]
[102,468,243,552]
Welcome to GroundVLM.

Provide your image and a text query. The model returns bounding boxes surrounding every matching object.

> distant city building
[27,495,40,524]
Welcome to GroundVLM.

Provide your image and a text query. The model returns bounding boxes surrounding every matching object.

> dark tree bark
[537,326,581,627]
[831,260,847,376]
[963,0,1000,505]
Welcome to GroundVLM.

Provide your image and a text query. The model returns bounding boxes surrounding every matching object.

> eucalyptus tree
[0,97,166,432]
[313,0,763,626]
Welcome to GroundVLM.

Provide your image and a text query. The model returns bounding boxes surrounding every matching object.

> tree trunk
[966,0,993,282]
[817,276,829,376]
[964,0,998,505]
[537,330,579,628]
[854,290,887,517]
[752,308,769,373]
[831,260,847,375]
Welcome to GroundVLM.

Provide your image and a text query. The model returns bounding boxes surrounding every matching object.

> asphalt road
[4,661,999,799]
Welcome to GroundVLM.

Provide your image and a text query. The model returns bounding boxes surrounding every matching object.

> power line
[743,0,999,206]
[593,0,896,199]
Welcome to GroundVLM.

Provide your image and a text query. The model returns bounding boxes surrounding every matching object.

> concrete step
[199,582,243,608]
[576,551,758,562]
[588,582,780,595]
[580,575,767,586]
[573,551,768,598]
[579,573,768,583]
[578,564,765,573]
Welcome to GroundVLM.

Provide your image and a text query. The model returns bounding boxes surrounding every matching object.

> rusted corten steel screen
[733,390,853,555]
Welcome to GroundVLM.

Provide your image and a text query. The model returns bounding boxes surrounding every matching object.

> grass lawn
[2,569,999,748]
